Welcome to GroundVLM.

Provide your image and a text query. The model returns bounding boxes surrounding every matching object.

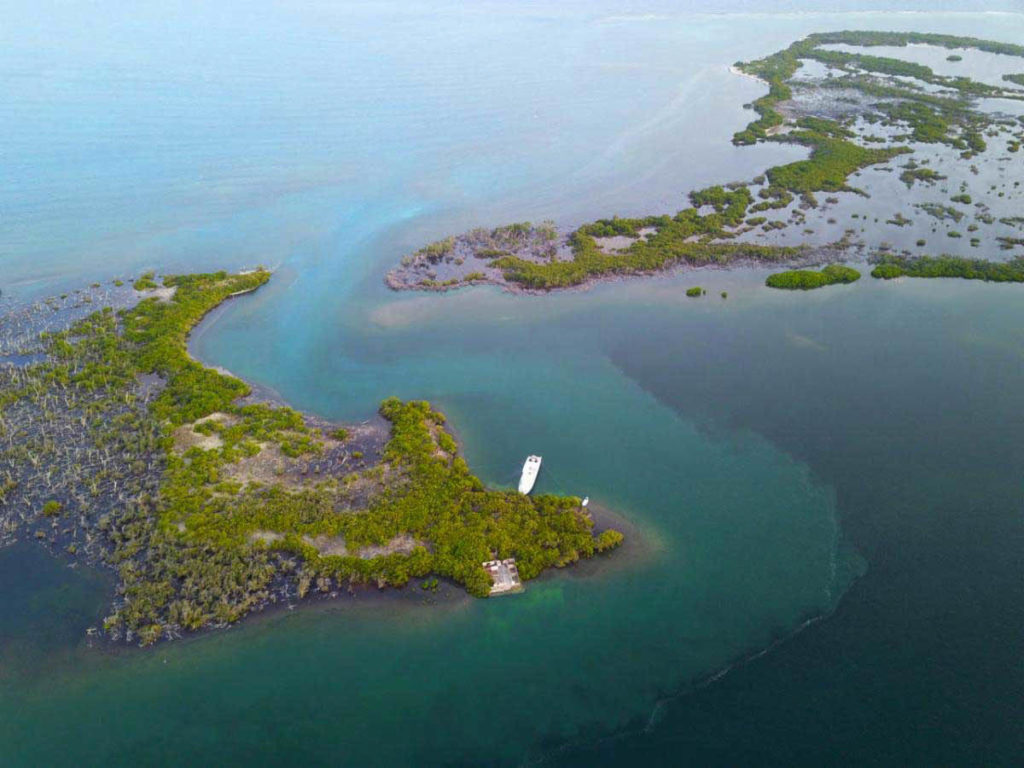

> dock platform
[482,558,523,596]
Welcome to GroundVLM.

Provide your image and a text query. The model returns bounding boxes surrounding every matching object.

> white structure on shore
[482,558,522,595]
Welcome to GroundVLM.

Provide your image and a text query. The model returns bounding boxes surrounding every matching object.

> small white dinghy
[518,455,542,495]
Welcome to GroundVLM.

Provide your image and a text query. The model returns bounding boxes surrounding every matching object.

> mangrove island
[0,271,622,645]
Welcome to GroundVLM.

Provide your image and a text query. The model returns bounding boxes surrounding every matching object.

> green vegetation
[3,271,621,645]
[871,255,1024,281]
[815,30,1024,57]
[749,188,794,213]
[730,31,1018,148]
[882,102,952,145]
[899,164,946,188]
[870,263,905,279]
[685,286,704,297]
[728,37,915,184]
[765,132,908,194]
[765,264,861,290]
[491,186,803,290]
[415,237,455,264]
[133,272,159,291]
[946,54,962,62]
[1003,74,1024,87]
[388,31,1024,295]
[418,278,461,289]
[112,272,269,424]
[917,203,964,223]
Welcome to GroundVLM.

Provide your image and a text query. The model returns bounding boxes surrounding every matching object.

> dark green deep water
[558,276,1024,766]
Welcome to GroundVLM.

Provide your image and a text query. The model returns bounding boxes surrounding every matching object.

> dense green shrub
[766,264,861,290]
[871,263,905,279]
[40,270,622,640]
[871,255,1024,281]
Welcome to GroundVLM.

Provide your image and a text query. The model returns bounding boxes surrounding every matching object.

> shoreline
[728,63,766,85]
[0,270,631,647]
[386,240,861,297]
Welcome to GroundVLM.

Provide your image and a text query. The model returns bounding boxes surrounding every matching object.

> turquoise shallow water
[2,3,1023,765]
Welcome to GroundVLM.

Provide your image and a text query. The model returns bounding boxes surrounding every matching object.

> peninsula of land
[0,271,622,645]
[386,31,1024,293]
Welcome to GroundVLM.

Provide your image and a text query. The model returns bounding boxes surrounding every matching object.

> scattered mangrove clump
[133,272,159,291]
[916,203,964,223]
[899,163,946,188]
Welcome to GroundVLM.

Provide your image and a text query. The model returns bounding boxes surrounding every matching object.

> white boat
[518,455,542,495]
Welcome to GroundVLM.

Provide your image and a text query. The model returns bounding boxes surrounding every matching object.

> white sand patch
[150,286,178,302]
[357,533,423,559]
[303,534,349,556]
[251,530,284,545]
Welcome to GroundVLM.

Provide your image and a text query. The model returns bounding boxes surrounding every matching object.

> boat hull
[518,455,542,494]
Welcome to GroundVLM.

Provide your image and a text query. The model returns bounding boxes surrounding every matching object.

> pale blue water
[2,3,1022,766]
